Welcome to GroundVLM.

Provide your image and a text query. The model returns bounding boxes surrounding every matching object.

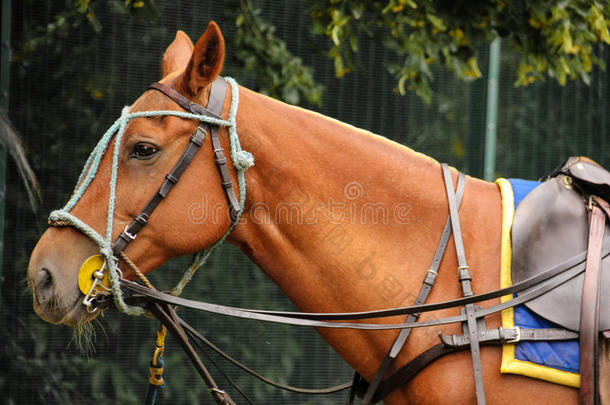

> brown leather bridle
[111,77,240,259]
[112,77,243,405]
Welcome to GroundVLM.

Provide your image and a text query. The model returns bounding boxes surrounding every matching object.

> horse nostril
[34,268,54,305]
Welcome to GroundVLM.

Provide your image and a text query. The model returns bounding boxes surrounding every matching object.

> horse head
[27,22,240,326]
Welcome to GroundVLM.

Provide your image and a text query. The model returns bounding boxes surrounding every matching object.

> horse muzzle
[28,227,101,326]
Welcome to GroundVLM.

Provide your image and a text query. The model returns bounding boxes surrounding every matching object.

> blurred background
[1,1,609,404]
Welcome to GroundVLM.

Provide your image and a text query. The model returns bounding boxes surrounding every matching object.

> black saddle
[511,157,610,332]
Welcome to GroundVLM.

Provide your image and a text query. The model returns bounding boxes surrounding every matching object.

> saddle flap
[511,175,610,332]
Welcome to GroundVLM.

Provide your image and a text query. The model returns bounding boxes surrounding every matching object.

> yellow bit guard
[78,254,110,295]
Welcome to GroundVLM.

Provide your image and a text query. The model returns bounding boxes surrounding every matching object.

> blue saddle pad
[497,178,580,387]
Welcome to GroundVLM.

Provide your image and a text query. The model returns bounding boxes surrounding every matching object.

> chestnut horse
[28,22,588,404]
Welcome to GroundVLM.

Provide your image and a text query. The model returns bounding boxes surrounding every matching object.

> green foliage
[309,0,610,102]
[74,0,159,31]
[70,0,322,106]
[233,0,323,106]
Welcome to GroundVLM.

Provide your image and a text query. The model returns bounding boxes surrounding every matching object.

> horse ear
[179,21,225,97]
[161,31,195,78]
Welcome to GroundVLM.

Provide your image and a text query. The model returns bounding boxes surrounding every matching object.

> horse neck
[228,86,502,316]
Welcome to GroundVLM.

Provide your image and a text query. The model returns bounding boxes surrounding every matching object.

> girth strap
[440,326,579,347]
[359,169,466,405]
[579,196,608,405]
[441,163,486,405]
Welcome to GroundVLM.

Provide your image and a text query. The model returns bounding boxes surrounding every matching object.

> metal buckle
[123,224,137,240]
[191,126,207,145]
[506,326,521,344]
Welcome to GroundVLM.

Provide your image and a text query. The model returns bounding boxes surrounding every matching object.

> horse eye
[130,143,159,160]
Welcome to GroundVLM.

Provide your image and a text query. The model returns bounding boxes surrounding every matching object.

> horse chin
[33,291,101,327]
[59,300,101,327]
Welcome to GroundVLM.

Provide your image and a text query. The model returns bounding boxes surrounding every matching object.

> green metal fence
[3,1,610,404]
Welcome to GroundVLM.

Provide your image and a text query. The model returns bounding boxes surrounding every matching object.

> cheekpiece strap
[112,77,240,258]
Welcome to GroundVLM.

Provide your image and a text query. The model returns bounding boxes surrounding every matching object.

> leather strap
[347,373,363,405]
[239,241,606,321]
[208,102,242,220]
[360,170,466,405]
[367,326,579,403]
[148,82,222,119]
[233,241,606,321]
[112,124,208,256]
[197,78,241,222]
[579,197,607,405]
[442,163,486,405]
[178,315,352,395]
[112,78,230,257]
[119,243,606,330]
[149,302,236,405]
[151,78,241,223]
[370,343,454,402]
[440,326,579,347]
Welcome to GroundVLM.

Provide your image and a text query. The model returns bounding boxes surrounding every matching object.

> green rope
[49,77,253,316]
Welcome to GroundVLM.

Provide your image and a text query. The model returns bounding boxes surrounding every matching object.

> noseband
[48,77,253,315]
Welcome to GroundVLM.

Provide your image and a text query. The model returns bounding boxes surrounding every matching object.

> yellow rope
[116,252,168,388]
[119,251,156,290]
[149,324,167,386]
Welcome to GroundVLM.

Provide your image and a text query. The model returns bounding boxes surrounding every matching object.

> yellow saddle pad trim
[495,178,580,388]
